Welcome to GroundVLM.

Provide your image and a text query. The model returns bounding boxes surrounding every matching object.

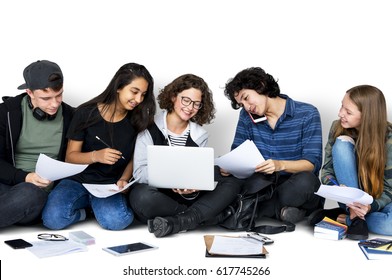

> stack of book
[313,216,347,240]
[358,238,392,260]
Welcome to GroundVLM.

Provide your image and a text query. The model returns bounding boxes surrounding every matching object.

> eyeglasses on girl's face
[180,96,203,110]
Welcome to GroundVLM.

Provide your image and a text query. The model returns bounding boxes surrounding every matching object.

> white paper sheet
[315,185,373,205]
[209,236,263,255]
[214,140,264,179]
[27,240,87,258]
[82,179,137,198]
[35,153,88,181]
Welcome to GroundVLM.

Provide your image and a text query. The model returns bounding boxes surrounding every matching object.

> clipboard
[204,235,268,258]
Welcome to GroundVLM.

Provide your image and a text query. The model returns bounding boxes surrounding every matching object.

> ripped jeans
[332,136,392,235]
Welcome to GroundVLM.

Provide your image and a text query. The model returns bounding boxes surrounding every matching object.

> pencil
[95,136,126,160]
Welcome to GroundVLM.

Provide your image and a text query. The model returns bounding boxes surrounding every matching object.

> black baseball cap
[17,60,63,90]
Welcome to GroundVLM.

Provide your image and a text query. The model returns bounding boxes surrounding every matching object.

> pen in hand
[95,136,126,160]
[326,175,339,186]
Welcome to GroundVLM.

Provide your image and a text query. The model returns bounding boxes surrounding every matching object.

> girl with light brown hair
[309,85,392,239]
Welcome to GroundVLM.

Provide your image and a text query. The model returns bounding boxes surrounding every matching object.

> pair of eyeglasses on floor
[37,233,68,241]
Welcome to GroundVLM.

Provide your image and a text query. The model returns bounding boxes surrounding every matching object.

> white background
[1,0,391,279]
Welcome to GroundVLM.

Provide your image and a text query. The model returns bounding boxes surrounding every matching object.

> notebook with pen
[204,235,268,258]
[147,145,217,191]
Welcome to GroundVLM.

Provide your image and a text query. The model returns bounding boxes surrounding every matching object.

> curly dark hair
[224,67,280,109]
[157,74,215,125]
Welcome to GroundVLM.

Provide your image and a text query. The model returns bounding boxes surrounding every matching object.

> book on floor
[358,238,392,260]
[314,217,347,240]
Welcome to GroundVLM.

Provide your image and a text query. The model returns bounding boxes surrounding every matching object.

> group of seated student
[0,60,391,240]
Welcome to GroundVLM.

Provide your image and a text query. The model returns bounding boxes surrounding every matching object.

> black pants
[256,171,322,219]
[128,166,242,224]
[0,182,48,228]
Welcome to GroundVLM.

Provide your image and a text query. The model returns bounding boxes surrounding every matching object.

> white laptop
[147,145,217,191]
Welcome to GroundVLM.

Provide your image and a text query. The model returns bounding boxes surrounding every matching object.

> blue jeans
[332,137,359,189]
[42,179,133,230]
[332,136,392,235]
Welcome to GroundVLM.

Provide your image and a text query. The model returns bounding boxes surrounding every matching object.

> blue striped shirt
[231,94,322,175]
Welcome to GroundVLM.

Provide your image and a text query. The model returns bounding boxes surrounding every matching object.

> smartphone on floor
[4,239,33,249]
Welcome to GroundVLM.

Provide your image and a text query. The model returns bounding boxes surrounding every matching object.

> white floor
[1,206,389,280]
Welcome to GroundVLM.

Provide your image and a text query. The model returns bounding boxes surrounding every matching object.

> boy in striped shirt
[223,67,323,224]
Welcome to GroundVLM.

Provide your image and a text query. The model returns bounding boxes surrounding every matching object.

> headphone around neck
[27,95,57,121]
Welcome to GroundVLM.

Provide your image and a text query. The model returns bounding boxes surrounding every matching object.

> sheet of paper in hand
[214,140,264,179]
[83,179,137,198]
[35,153,88,181]
[315,185,373,205]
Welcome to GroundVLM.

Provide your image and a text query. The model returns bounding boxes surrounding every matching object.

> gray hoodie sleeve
[189,121,209,147]
[132,129,154,184]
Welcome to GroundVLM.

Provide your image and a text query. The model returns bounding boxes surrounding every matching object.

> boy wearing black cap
[0,60,74,228]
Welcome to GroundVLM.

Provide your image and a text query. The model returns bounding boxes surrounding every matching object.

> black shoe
[147,219,155,233]
[280,207,306,224]
[148,209,200,238]
[346,217,368,240]
[148,217,175,238]
[307,207,346,226]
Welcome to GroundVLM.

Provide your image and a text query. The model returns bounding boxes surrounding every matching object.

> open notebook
[147,145,217,191]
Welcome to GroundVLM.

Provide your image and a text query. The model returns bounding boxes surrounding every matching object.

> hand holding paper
[315,185,373,205]
[214,140,264,179]
[82,179,137,198]
[35,154,88,181]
